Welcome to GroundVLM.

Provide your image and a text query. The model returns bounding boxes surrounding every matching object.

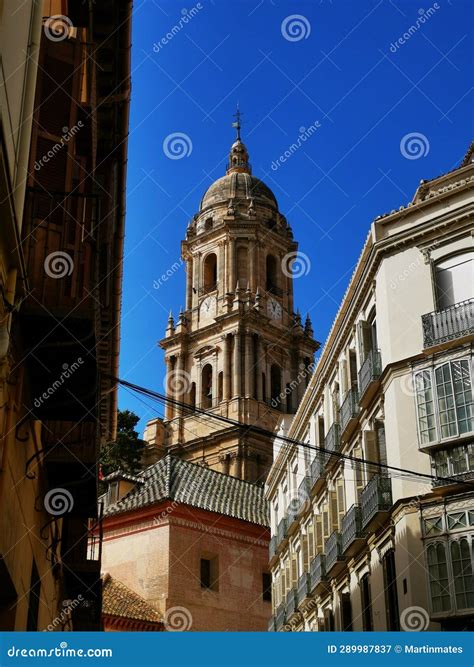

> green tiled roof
[104,455,269,526]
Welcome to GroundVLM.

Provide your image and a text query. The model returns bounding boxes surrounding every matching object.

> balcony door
[435,252,473,310]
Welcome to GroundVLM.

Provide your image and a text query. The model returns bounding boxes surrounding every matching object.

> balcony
[287,506,299,533]
[275,604,286,631]
[285,588,298,620]
[325,531,345,575]
[358,350,382,404]
[310,554,327,593]
[268,616,276,632]
[297,573,311,608]
[277,516,288,548]
[341,505,365,556]
[340,387,360,437]
[422,298,474,349]
[433,470,474,491]
[324,423,341,455]
[269,536,277,561]
[297,476,311,513]
[361,475,392,530]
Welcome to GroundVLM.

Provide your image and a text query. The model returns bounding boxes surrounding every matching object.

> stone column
[223,334,231,400]
[185,257,193,311]
[229,238,236,292]
[233,330,241,397]
[212,351,218,407]
[244,330,253,398]
[165,356,174,420]
[256,335,263,401]
[249,240,257,292]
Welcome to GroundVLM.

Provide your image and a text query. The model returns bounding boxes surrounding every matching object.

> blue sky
[120,0,473,431]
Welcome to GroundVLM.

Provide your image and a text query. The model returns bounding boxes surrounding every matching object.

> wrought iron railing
[422,298,474,347]
[310,554,326,591]
[275,604,286,630]
[269,535,277,560]
[297,573,311,607]
[285,588,298,618]
[287,506,298,529]
[277,516,288,547]
[324,423,341,454]
[340,386,359,433]
[325,531,343,572]
[297,476,311,513]
[358,350,382,398]
[268,616,276,632]
[341,505,363,553]
[361,475,392,528]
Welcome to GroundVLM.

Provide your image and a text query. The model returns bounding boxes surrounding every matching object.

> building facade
[101,455,271,631]
[0,0,131,630]
[145,123,318,482]
[266,144,474,632]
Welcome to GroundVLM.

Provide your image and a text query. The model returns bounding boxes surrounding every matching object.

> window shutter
[322,504,330,542]
[364,430,379,477]
[353,446,365,500]
[315,515,323,553]
[357,321,372,362]
[330,491,339,532]
[286,560,291,594]
[337,480,345,523]
[308,524,315,561]
[302,534,309,572]
[281,569,286,599]
[291,554,298,585]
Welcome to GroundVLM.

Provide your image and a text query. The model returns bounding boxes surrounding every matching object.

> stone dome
[200,171,278,212]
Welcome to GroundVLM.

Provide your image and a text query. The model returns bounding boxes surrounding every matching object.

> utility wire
[110,374,472,487]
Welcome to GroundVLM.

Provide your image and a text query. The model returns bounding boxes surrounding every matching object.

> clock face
[267,297,282,321]
[200,295,216,319]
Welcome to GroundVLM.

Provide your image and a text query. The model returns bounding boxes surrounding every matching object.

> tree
[100,409,146,479]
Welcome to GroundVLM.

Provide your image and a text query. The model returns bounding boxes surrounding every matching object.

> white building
[266,143,474,632]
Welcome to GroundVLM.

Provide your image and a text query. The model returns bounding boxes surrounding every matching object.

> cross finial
[232,104,243,141]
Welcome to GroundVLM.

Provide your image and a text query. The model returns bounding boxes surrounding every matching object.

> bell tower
[153,115,318,482]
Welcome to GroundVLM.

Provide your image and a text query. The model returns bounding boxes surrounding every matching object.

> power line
[111,374,471,487]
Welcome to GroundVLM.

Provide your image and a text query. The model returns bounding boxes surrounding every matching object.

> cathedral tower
[149,116,318,482]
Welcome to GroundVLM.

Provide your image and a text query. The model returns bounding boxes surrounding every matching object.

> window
[414,359,473,444]
[200,556,218,591]
[340,592,353,631]
[435,252,474,310]
[262,572,272,602]
[266,255,279,294]
[26,560,41,631]
[201,364,213,409]
[450,539,474,610]
[203,253,217,291]
[427,543,453,613]
[360,574,373,631]
[270,364,281,406]
[382,550,400,630]
[432,443,474,481]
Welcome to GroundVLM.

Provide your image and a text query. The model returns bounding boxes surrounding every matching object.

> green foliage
[100,409,146,479]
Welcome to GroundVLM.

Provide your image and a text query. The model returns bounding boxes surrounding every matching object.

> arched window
[450,539,474,610]
[427,543,450,613]
[201,364,213,408]
[270,364,281,407]
[218,372,223,403]
[189,382,196,409]
[203,253,217,292]
[266,255,278,294]
[435,251,473,310]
